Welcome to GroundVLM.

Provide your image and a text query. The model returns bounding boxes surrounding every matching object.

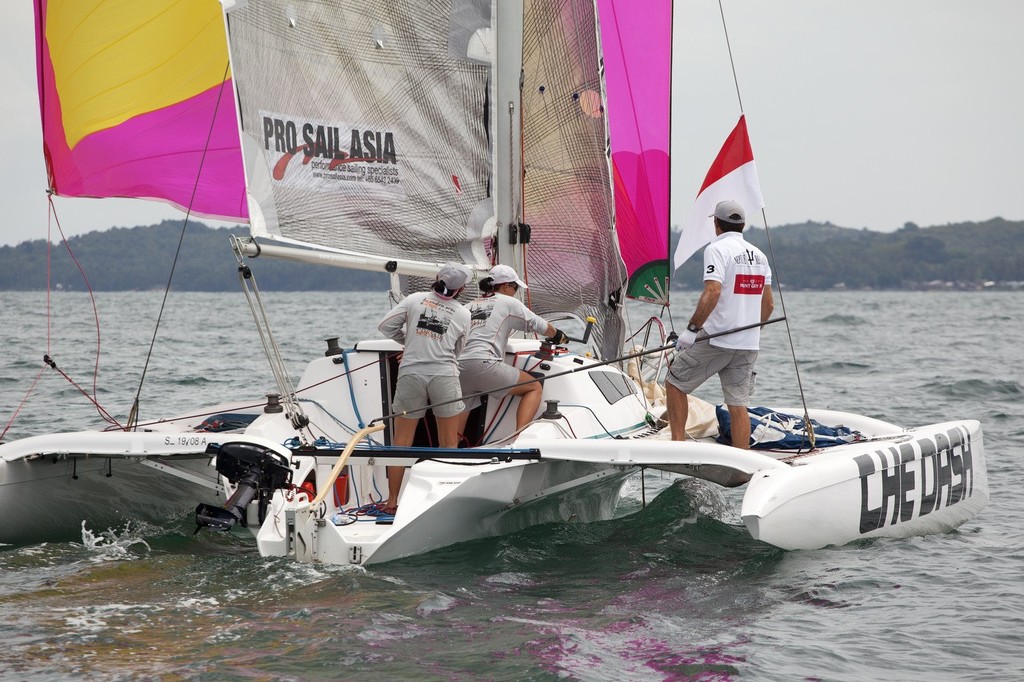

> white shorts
[458,359,521,411]
[391,374,464,419]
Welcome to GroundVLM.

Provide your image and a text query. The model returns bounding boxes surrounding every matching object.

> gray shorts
[666,342,758,406]
[458,359,521,411]
[391,374,464,419]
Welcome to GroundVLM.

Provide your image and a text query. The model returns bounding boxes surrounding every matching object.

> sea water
[0,290,1021,681]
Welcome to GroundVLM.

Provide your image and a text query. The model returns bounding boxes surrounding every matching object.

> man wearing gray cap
[377,262,473,513]
[666,200,774,449]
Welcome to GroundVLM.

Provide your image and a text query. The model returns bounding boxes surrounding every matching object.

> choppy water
[1,290,1021,681]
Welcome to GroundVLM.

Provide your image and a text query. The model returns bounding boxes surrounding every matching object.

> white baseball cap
[488,264,528,289]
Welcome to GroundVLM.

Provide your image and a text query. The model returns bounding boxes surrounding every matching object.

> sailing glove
[547,328,570,345]
[674,329,697,351]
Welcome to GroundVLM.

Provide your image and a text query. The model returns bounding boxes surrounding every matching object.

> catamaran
[1,0,986,563]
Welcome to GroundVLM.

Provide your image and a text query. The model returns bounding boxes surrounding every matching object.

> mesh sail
[520,0,626,359]
[224,1,492,265]
[225,0,628,357]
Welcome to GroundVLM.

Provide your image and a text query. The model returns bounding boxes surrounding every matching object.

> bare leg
[435,414,462,449]
[507,371,543,431]
[727,404,750,450]
[665,381,690,441]
[455,410,470,444]
[386,416,419,509]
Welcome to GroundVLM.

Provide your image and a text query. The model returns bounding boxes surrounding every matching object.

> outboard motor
[195,442,292,532]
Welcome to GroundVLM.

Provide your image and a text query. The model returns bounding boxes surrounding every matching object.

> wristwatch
[686,322,700,333]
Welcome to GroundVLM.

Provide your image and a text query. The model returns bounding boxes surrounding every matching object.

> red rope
[37,198,122,429]
[0,367,46,441]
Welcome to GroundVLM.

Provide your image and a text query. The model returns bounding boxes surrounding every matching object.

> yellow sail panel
[46,0,230,148]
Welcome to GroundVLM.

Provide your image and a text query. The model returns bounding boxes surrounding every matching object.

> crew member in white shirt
[666,200,774,449]
[377,262,472,513]
[459,264,567,436]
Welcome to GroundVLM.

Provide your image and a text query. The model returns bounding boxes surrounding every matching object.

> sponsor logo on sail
[853,425,975,534]
[259,113,401,190]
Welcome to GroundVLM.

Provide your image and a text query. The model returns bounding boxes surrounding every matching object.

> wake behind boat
[2,0,987,561]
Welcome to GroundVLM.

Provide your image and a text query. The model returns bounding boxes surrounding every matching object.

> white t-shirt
[377,291,471,376]
[459,293,549,362]
[702,231,772,350]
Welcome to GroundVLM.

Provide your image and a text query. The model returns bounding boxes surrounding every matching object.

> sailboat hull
[283,459,633,566]
[1,341,990,562]
[0,447,221,545]
[740,420,987,549]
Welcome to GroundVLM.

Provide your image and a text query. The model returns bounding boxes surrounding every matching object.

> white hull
[0,434,223,544]
[1,339,988,563]
[741,418,987,549]
[278,458,632,566]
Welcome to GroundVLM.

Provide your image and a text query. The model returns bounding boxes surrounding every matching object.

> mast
[493,0,526,276]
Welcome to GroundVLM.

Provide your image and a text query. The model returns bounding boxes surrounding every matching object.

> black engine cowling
[195,442,292,532]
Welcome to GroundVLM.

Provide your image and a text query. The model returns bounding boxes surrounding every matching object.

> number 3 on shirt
[706,265,715,274]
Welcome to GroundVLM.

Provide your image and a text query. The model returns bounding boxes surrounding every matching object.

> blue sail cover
[716,406,863,450]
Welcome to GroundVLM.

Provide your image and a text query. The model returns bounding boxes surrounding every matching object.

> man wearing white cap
[377,262,473,513]
[666,200,774,449]
[458,264,568,436]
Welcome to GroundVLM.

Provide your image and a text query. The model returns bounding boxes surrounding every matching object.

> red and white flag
[673,115,764,269]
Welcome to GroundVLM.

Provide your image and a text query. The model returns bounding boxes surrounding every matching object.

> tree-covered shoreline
[1,218,1020,292]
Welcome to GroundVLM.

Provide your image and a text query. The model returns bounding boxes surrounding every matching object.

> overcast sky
[1,1,1021,248]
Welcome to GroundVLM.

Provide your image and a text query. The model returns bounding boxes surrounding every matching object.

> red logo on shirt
[734,274,765,294]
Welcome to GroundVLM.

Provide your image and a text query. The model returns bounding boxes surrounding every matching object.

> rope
[0,367,45,441]
[42,196,120,429]
[717,0,815,449]
[126,60,235,431]
[42,355,122,429]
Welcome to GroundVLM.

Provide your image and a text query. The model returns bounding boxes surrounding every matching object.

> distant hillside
[0,218,1021,291]
[671,218,1024,291]
[0,222,388,292]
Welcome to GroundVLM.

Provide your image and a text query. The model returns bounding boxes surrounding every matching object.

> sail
[34,0,247,221]
[223,1,492,268]
[597,0,673,305]
[223,0,628,358]
[518,0,628,359]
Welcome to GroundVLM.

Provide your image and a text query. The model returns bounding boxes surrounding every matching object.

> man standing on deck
[377,262,472,514]
[666,200,774,449]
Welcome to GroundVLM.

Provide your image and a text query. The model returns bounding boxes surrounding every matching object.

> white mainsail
[224,0,628,358]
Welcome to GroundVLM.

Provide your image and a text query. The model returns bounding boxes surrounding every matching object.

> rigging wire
[717,0,815,449]
[230,241,310,436]
[126,61,234,431]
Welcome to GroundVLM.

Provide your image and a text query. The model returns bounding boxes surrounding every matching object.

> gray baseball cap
[437,262,471,290]
[710,200,745,224]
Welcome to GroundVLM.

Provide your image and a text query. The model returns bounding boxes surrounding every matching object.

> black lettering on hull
[857,426,974,535]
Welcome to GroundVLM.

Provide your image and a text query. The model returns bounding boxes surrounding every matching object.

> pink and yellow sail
[34,0,247,221]
[597,0,673,304]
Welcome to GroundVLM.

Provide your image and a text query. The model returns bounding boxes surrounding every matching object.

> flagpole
[716,0,815,446]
